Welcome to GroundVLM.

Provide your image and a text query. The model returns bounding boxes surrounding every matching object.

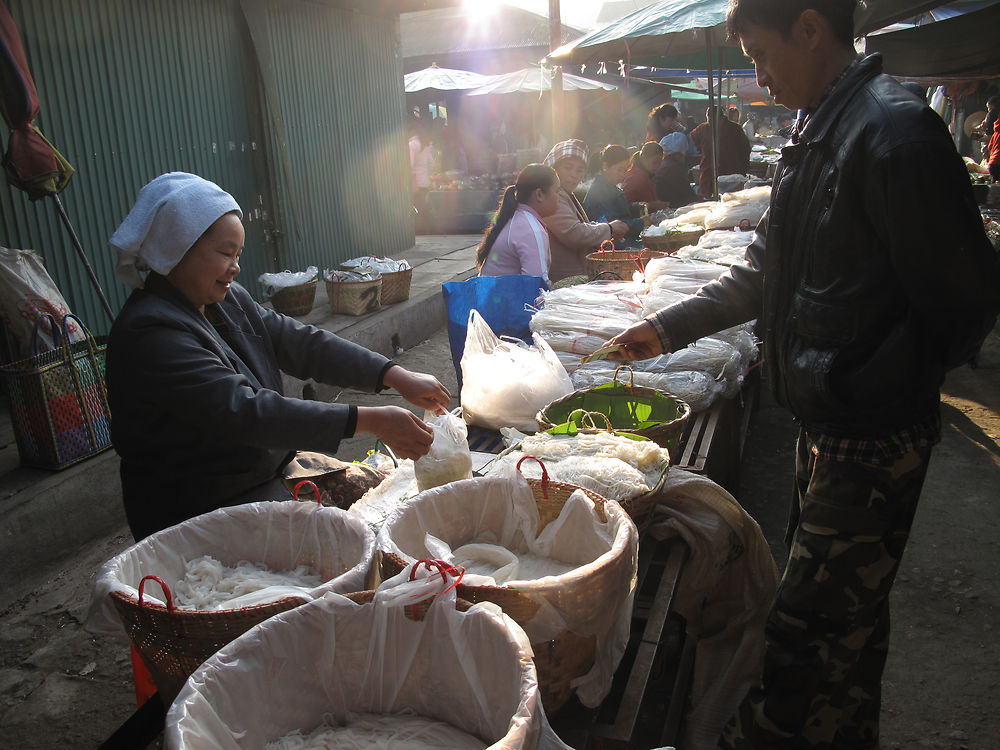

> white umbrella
[466,66,616,96]
[404,65,494,93]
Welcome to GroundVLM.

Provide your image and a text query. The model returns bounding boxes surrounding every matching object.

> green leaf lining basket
[536,366,691,454]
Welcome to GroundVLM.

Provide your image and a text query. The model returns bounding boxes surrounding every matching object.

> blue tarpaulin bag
[441,275,544,392]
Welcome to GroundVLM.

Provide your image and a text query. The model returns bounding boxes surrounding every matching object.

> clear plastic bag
[165,561,573,750]
[461,311,573,432]
[414,409,473,491]
[257,266,319,299]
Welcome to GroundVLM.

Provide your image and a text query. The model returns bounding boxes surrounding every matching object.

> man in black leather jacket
[607,1,1000,747]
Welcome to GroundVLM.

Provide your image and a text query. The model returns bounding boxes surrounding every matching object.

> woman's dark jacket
[649,54,1000,437]
[582,173,645,239]
[108,274,390,539]
[653,157,698,209]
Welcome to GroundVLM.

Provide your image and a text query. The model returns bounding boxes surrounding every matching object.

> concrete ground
[1,241,997,748]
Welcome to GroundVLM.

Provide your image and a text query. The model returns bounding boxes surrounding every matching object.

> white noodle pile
[490,453,652,503]
[521,431,668,475]
[172,555,322,611]
[450,542,577,584]
[266,712,487,750]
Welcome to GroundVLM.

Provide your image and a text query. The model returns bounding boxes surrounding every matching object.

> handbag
[0,313,112,470]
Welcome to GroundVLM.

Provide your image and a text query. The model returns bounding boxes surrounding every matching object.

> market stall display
[377,467,639,711]
[165,561,571,750]
[86,500,375,703]
[257,267,319,317]
[340,256,413,304]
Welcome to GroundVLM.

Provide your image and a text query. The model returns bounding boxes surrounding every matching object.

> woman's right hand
[355,405,434,460]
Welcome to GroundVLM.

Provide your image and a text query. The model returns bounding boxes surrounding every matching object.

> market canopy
[465,67,616,96]
[854,0,947,36]
[403,65,494,93]
[864,1,1000,79]
[547,0,744,68]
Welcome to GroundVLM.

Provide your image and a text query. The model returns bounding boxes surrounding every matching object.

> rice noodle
[172,555,322,611]
[266,712,487,750]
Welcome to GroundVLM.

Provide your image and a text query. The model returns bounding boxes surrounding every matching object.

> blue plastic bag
[441,275,544,391]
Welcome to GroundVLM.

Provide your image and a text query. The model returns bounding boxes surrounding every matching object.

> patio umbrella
[0,0,113,322]
[466,66,616,96]
[404,64,494,93]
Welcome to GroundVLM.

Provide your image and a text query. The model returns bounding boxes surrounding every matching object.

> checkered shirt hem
[806,411,942,464]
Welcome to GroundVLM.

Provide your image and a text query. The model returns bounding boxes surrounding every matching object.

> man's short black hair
[726,0,857,47]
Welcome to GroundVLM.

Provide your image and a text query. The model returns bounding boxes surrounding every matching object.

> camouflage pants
[720,427,933,749]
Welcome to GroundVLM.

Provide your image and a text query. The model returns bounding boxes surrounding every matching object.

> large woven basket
[584,242,667,280]
[537,367,692,454]
[378,465,637,713]
[326,276,382,316]
[100,501,376,703]
[378,267,413,304]
[269,279,317,316]
[641,227,705,252]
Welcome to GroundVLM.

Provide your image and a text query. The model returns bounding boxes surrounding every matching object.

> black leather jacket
[652,55,999,436]
[108,274,390,539]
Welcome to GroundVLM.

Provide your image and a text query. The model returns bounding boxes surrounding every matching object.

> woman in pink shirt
[477,163,560,286]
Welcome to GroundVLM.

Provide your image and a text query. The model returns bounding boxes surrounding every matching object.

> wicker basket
[379,267,413,304]
[268,279,317,316]
[326,276,382,316]
[378,465,638,713]
[537,367,692,453]
[641,227,705,252]
[99,501,375,703]
[584,243,668,280]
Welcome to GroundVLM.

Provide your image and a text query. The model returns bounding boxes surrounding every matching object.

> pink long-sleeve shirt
[478,204,551,284]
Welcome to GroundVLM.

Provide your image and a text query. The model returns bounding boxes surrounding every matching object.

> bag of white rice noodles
[703,186,771,230]
[165,560,572,750]
[377,470,638,709]
[461,311,573,432]
[414,408,473,491]
[644,256,727,287]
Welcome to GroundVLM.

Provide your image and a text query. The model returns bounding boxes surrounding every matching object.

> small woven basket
[379,267,413,304]
[268,279,317,316]
[379,462,636,713]
[537,366,692,453]
[584,241,667,280]
[641,227,705,252]
[326,276,382,316]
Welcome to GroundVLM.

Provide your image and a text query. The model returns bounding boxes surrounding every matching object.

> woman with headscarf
[541,139,628,281]
[107,172,451,541]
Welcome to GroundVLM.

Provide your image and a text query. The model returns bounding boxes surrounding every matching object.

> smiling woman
[106,173,452,541]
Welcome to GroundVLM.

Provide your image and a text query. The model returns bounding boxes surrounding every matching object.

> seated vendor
[622,141,670,212]
[477,163,560,286]
[541,139,628,281]
[582,144,653,247]
[654,134,700,209]
[107,172,451,541]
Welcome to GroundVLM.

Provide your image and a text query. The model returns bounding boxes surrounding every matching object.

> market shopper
[653,133,700,209]
[541,139,628,281]
[622,141,670,211]
[972,95,1000,181]
[605,0,1000,747]
[648,102,699,165]
[690,105,752,198]
[477,163,560,285]
[583,144,652,246]
[107,172,451,541]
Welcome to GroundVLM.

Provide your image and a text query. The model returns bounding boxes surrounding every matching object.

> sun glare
[462,0,497,21]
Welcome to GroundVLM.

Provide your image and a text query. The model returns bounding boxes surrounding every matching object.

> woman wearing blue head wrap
[107,173,451,540]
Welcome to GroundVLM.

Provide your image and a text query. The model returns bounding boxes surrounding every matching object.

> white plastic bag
[165,560,573,750]
[341,255,412,274]
[257,266,318,299]
[461,310,573,432]
[0,247,76,357]
[414,409,473,491]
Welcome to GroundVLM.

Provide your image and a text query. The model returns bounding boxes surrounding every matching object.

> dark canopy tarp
[854,0,947,36]
[865,2,1000,80]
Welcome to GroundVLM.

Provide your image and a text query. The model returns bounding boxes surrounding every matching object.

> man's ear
[796,9,828,50]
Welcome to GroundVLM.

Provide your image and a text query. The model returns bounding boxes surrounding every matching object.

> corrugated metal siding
[1,0,272,334]
[259,1,412,272]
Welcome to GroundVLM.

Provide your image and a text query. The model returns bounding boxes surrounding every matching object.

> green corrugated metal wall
[0,0,413,337]
[254,0,412,273]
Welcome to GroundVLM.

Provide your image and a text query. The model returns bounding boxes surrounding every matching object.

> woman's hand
[355,405,435,460]
[609,219,629,241]
[383,366,451,414]
[605,320,667,361]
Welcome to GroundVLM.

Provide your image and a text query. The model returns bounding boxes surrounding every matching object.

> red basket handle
[407,559,465,618]
[293,480,322,504]
[599,239,615,253]
[516,455,550,498]
[138,575,175,613]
